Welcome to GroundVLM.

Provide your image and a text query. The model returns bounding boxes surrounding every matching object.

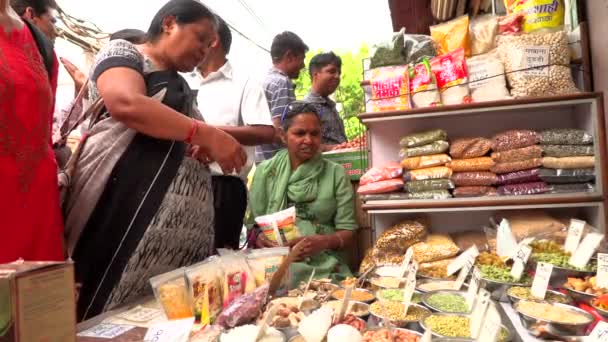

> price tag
[470,288,491,339]
[589,321,608,341]
[564,219,586,253]
[256,305,279,342]
[597,253,608,289]
[78,324,135,339]
[420,327,432,342]
[337,286,353,321]
[115,306,161,323]
[448,245,479,276]
[510,244,532,281]
[569,231,605,269]
[143,317,194,342]
[453,256,474,290]
[477,303,501,342]
[402,262,418,313]
[466,268,481,310]
[399,247,414,278]
[531,262,553,299]
[496,219,518,258]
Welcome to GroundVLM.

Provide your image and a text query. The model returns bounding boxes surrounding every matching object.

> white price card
[597,253,608,289]
[143,317,194,342]
[448,245,479,276]
[78,323,135,339]
[470,288,491,339]
[402,262,418,313]
[420,327,432,342]
[477,303,501,342]
[589,320,608,341]
[115,306,162,323]
[569,231,604,269]
[466,268,481,310]
[400,247,414,278]
[497,219,518,258]
[531,262,553,300]
[453,256,474,290]
[564,219,586,254]
[510,244,532,281]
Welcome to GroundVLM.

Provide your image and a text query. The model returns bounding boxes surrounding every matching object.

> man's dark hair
[309,52,342,77]
[110,29,147,44]
[270,31,308,63]
[11,0,57,17]
[215,16,232,54]
[147,0,216,43]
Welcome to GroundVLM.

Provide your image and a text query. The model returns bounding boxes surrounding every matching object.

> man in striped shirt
[255,31,308,162]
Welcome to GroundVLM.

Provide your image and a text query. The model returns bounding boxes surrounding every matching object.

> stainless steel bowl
[506,287,572,306]
[415,278,467,293]
[420,313,512,342]
[562,286,598,304]
[417,272,457,281]
[514,301,595,336]
[369,303,431,331]
[528,260,596,287]
[375,289,424,305]
[321,300,370,318]
[361,327,423,339]
[421,290,471,314]
[369,276,403,291]
[591,301,608,319]
[330,288,375,304]
[481,277,530,303]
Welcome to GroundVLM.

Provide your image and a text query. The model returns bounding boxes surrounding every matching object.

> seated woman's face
[286,113,322,163]
[163,18,215,72]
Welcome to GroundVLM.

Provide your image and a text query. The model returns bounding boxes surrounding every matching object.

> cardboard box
[322,149,368,181]
[0,262,76,342]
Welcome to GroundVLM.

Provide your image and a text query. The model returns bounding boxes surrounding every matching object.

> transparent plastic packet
[216,284,269,329]
[430,15,471,56]
[246,247,290,288]
[403,34,437,64]
[451,171,497,186]
[361,193,410,202]
[406,190,452,200]
[451,230,492,252]
[539,129,593,145]
[538,168,595,184]
[490,158,543,174]
[469,15,499,56]
[185,257,223,324]
[453,186,498,198]
[447,157,494,172]
[399,129,448,148]
[254,206,300,246]
[405,179,454,193]
[357,178,404,195]
[504,0,565,33]
[404,166,452,181]
[217,251,257,308]
[368,65,411,112]
[542,145,594,157]
[369,28,407,69]
[496,168,541,185]
[491,145,543,163]
[467,51,510,102]
[360,162,403,186]
[493,210,567,243]
[399,141,449,158]
[497,181,550,196]
[491,130,539,152]
[411,234,460,263]
[400,154,451,170]
[449,137,492,159]
[149,268,193,320]
[374,218,428,253]
[542,156,595,169]
[549,183,595,194]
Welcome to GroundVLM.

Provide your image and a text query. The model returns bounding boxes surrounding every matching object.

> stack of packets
[400,129,453,199]
[448,137,497,197]
[357,162,403,195]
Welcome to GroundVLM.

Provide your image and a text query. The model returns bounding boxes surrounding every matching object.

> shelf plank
[358,92,601,122]
[362,192,603,211]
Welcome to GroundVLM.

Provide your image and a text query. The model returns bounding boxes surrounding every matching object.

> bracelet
[184,119,198,144]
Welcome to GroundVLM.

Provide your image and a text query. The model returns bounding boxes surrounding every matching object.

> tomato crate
[322,149,369,181]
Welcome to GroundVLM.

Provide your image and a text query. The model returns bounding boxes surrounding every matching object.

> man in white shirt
[197,16,275,249]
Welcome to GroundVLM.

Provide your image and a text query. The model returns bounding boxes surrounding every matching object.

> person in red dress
[0,0,64,263]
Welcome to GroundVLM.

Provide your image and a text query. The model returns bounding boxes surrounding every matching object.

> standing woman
[0,0,64,262]
[63,0,246,321]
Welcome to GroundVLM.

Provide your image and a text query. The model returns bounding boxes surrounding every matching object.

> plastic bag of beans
[400,154,451,170]
[407,190,452,200]
[491,145,543,163]
[491,130,539,152]
[451,171,497,186]
[404,166,453,182]
[399,141,450,158]
[446,157,494,172]
[496,169,541,185]
[542,145,594,157]
[405,179,454,193]
[400,129,448,148]
[549,183,595,194]
[497,181,550,196]
[538,168,595,184]
[490,158,543,174]
[542,156,595,169]
[539,129,593,145]
[453,186,497,198]
[449,137,492,159]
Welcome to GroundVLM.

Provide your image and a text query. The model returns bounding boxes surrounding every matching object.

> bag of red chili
[430,48,471,105]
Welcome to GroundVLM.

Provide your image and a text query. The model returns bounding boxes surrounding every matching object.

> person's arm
[216,125,275,145]
[60,57,88,98]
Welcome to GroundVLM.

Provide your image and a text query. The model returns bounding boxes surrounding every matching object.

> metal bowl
[592,301,608,319]
[561,286,598,304]
[330,288,375,304]
[374,265,404,278]
[506,287,572,306]
[422,290,472,314]
[416,278,468,293]
[420,313,512,342]
[514,301,595,336]
[361,327,423,339]
[269,297,320,315]
[321,300,370,318]
[480,276,530,302]
[369,303,431,331]
[369,276,404,291]
[529,260,596,287]
[417,271,456,281]
[375,289,424,305]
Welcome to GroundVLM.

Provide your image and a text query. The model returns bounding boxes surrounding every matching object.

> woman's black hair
[281,101,320,131]
[110,29,146,44]
[146,0,217,42]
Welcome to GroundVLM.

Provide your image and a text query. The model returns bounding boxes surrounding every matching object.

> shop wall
[388,0,434,34]
[587,0,608,122]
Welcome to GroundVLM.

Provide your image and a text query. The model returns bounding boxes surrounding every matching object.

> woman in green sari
[249,101,358,287]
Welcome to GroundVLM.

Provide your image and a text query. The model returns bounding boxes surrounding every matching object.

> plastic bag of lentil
[491,130,539,152]
[490,158,543,174]
[451,231,492,252]
[449,137,492,159]
[400,129,448,148]
[453,186,498,198]
[451,172,498,186]
[405,179,454,193]
[401,154,451,170]
[542,145,594,157]
[549,183,595,194]
[407,190,452,200]
[542,156,595,169]
[375,219,428,253]
[491,145,543,163]
[496,168,541,185]
[446,157,494,172]
[539,129,593,145]
[411,234,460,264]
[404,166,453,182]
[497,181,550,196]
[538,168,595,183]
[399,141,450,158]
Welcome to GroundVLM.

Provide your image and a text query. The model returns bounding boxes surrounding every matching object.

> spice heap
[369,302,429,322]
[425,292,469,313]
[516,301,591,324]
[423,314,509,341]
[507,286,569,304]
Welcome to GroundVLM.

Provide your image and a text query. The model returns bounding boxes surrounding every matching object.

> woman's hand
[255,232,279,248]
[189,145,212,164]
[60,57,88,96]
[196,124,247,175]
[295,235,330,259]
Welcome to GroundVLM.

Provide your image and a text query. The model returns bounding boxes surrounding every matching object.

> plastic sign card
[143,317,194,342]
[466,268,481,310]
[477,303,501,342]
[564,219,586,254]
[510,244,532,281]
[531,262,553,300]
[569,231,604,269]
[496,219,517,258]
[399,247,414,278]
[589,321,608,341]
[597,253,608,289]
[470,288,491,339]
[402,262,418,313]
[448,245,479,276]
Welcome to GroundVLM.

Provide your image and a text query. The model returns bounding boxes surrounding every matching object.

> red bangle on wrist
[185,119,198,144]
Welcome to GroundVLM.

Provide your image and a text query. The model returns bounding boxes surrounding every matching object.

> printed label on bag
[522,46,550,77]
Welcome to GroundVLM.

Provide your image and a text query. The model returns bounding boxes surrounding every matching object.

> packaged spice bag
[430,48,471,105]
[401,154,451,170]
[491,130,539,152]
[368,65,411,112]
[449,137,492,159]
[405,179,454,193]
[447,157,494,172]
[490,158,543,174]
[409,58,441,108]
[150,268,192,320]
[539,129,593,145]
[542,145,594,157]
[399,141,450,158]
[496,169,541,185]
[357,178,404,195]
[469,15,499,56]
[246,247,289,287]
[538,168,595,184]
[453,186,498,198]
[430,15,471,56]
[400,129,448,148]
[186,257,223,324]
[491,145,543,163]
[360,162,403,186]
[504,0,565,33]
[542,156,595,169]
[451,171,498,186]
[254,207,300,246]
[412,234,460,263]
[404,166,453,182]
[218,252,257,308]
[406,190,452,200]
[497,181,550,196]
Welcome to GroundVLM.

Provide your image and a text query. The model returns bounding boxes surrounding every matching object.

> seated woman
[249,101,358,287]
